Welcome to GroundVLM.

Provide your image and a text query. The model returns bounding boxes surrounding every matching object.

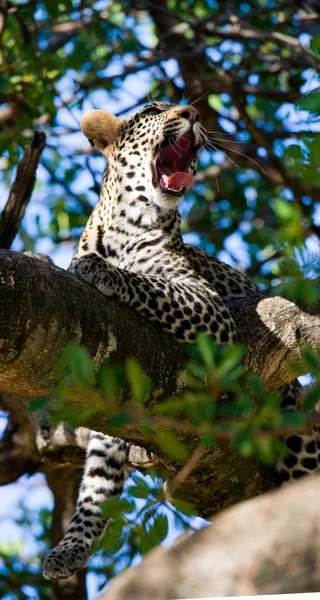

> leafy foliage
[38,337,320,465]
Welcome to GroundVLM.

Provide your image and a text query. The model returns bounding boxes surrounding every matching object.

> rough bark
[0,250,184,401]
[0,249,319,517]
[99,475,320,600]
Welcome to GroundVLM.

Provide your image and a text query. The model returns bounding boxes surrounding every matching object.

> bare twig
[164,444,207,499]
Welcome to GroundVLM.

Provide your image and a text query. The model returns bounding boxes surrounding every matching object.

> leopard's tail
[43,432,129,580]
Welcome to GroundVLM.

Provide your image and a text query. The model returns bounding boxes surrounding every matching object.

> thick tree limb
[0,249,319,516]
[0,250,318,397]
[0,132,46,249]
[99,475,320,600]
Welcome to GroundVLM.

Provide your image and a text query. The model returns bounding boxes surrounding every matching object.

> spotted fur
[43,102,320,580]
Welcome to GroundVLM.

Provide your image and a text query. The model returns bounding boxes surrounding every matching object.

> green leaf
[202,396,216,421]
[201,433,215,449]
[273,198,301,222]
[125,358,151,404]
[154,398,185,417]
[63,343,95,387]
[304,383,320,411]
[149,513,169,543]
[253,437,277,465]
[127,476,153,499]
[0,539,25,557]
[197,333,216,369]
[109,414,132,428]
[99,368,116,404]
[101,497,135,519]
[245,372,268,399]
[297,91,320,116]
[172,498,194,517]
[30,397,49,411]
[215,345,245,382]
[157,430,189,461]
[233,426,255,456]
[281,410,307,429]
[208,94,223,113]
[51,405,97,427]
[301,346,320,374]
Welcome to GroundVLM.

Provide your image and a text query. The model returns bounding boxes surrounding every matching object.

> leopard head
[81,102,206,211]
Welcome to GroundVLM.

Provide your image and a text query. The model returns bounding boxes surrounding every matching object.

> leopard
[43,101,320,580]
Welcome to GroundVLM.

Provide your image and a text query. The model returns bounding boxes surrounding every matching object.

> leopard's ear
[81,110,122,151]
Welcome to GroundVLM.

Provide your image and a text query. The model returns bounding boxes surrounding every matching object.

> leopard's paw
[69,253,104,284]
[70,253,115,296]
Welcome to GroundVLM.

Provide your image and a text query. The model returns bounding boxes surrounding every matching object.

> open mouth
[155,132,198,195]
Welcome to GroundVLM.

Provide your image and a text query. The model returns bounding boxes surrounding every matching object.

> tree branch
[0,0,8,39]
[0,132,46,249]
[0,249,319,516]
[99,475,320,599]
[0,402,157,489]
[0,395,39,484]
[202,23,319,71]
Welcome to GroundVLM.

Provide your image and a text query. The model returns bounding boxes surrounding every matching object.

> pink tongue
[167,171,193,190]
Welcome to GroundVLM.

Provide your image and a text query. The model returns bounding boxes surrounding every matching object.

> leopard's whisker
[207,136,247,144]
[207,139,266,174]
[206,130,233,136]
[204,140,240,168]
[190,88,215,107]
[181,82,189,104]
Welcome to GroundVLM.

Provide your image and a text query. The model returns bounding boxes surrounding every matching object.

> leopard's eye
[141,106,162,116]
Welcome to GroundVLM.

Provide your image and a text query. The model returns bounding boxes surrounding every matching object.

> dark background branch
[0,132,46,249]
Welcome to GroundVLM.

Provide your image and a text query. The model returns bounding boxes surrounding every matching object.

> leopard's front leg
[70,253,236,344]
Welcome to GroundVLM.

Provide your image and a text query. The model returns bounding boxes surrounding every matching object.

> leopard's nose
[177,107,200,123]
